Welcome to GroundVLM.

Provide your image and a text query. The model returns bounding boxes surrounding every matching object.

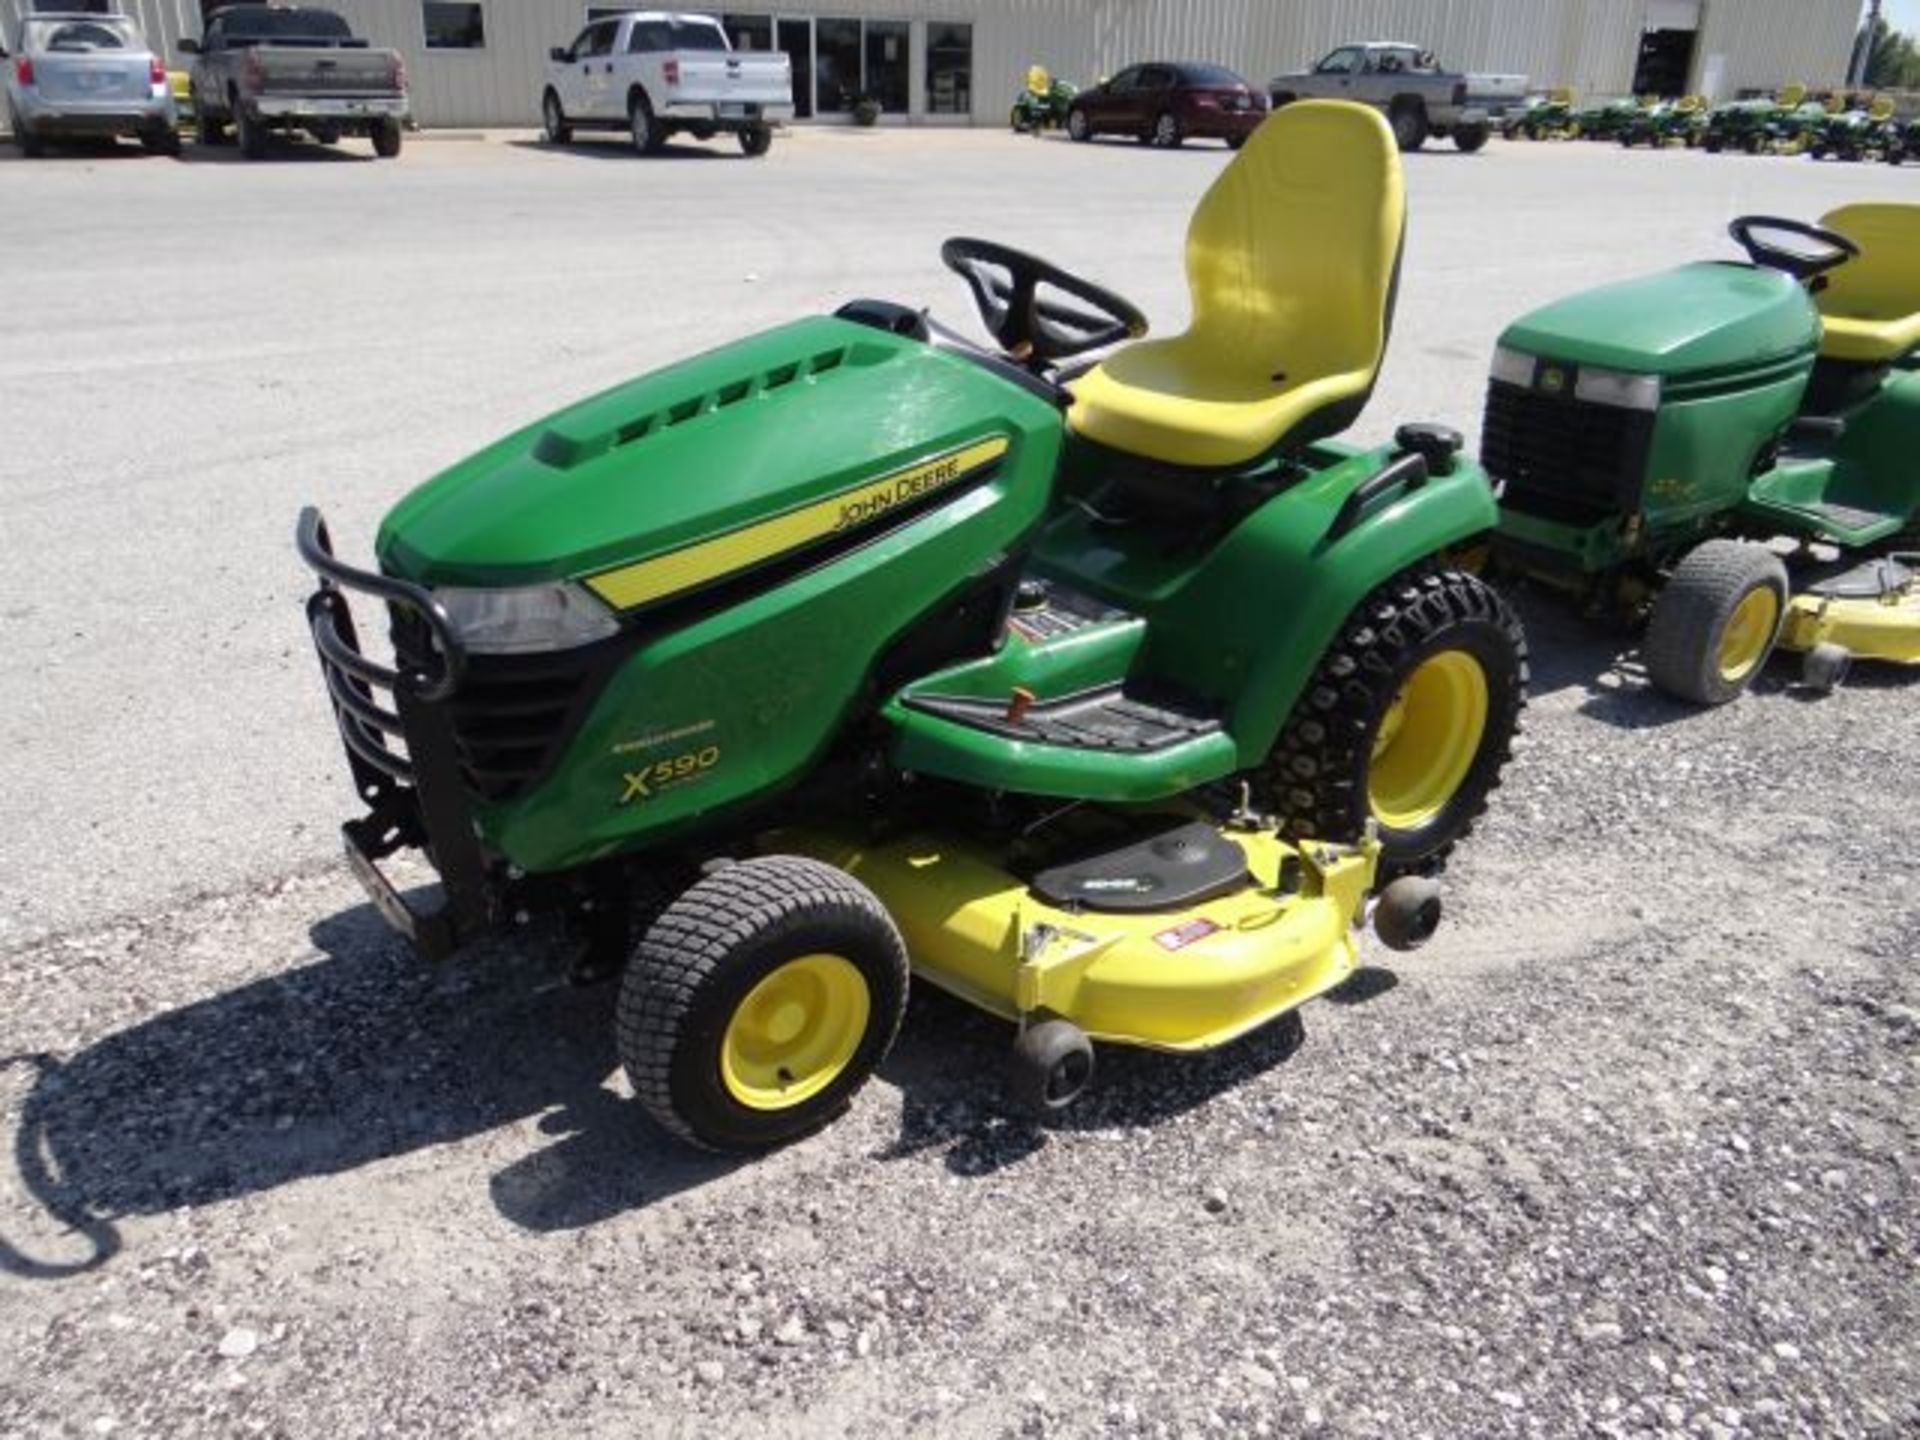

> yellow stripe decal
[585,435,1011,611]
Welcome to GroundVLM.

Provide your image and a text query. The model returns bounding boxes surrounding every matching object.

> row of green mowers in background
[1506,83,1914,161]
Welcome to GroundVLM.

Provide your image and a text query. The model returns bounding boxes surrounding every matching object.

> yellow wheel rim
[1717,587,1780,683]
[1369,651,1491,831]
[720,954,870,1112]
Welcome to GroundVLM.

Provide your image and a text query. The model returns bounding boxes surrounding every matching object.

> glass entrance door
[776,17,813,119]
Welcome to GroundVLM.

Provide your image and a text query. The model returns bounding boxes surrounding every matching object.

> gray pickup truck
[1269,42,1526,153]
[179,4,408,159]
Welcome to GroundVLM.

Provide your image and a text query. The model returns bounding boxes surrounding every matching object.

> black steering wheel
[940,237,1148,364]
[1728,215,1859,283]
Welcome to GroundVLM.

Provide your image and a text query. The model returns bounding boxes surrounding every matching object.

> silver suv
[4,10,179,156]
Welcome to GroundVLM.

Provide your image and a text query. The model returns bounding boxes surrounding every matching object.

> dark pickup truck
[180,4,408,159]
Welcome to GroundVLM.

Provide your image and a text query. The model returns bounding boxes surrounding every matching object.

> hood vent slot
[608,346,853,453]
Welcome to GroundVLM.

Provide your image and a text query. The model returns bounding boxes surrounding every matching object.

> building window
[926,21,971,114]
[722,13,772,52]
[422,2,484,50]
[864,20,908,113]
[815,18,861,112]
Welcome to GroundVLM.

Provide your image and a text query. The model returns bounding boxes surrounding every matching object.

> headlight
[1490,344,1537,387]
[1574,366,1661,411]
[435,582,619,655]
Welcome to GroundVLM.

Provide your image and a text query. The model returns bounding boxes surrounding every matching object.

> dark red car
[1065,62,1266,148]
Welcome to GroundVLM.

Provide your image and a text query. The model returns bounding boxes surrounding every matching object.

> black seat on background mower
[1066,101,1405,469]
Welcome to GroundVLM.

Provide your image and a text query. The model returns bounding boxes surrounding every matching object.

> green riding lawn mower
[1807,97,1899,162]
[1701,85,1806,154]
[1619,95,1706,149]
[1887,116,1920,165]
[1570,95,1642,142]
[1010,65,1077,134]
[296,102,1526,1153]
[1487,204,1920,705]
[1502,88,1575,141]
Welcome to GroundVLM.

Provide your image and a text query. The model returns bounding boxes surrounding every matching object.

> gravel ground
[2,129,1917,1438]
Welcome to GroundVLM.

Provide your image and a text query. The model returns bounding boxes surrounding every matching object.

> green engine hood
[1499,262,1819,378]
[377,316,1058,587]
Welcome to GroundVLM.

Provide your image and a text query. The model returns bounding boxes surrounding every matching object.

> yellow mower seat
[1066,101,1405,469]
[1816,203,1920,364]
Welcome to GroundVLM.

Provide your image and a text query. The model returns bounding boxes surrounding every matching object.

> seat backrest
[1182,101,1405,397]
[1869,96,1895,122]
[1027,65,1050,96]
[1779,82,1806,107]
[1818,204,1920,323]
[1549,86,1572,105]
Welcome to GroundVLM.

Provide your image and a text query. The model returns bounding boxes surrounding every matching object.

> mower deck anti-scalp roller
[295,102,1525,1153]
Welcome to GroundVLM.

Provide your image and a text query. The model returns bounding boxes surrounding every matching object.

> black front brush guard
[295,507,495,959]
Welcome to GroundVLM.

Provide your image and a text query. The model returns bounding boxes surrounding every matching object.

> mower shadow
[1507,587,1708,729]
[874,985,1310,1177]
[0,894,727,1279]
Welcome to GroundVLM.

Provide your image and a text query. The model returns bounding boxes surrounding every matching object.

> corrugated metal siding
[0,0,1863,127]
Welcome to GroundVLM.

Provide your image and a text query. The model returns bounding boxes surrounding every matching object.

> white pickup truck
[539,11,792,157]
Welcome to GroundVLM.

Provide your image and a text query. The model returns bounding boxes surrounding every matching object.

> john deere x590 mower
[1488,204,1920,705]
[297,102,1525,1152]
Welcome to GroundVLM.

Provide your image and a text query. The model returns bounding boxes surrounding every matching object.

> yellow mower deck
[770,824,1378,1052]
[1780,567,1920,665]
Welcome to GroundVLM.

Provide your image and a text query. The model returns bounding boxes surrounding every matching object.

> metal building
[4,0,1866,129]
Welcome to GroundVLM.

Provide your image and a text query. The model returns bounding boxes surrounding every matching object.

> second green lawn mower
[296,102,1525,1152]
[1487,204,1920,705]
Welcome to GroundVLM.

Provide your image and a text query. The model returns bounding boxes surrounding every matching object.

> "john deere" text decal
[585,435,1010,612]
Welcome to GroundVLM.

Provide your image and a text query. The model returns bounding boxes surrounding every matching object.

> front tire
[1389,102,1428,152]
[617,856,908,1153]
[1643,540,1788,706]
[737,122,772,157]
[541,89,572,145]
[235,96,267,159]
[1263,569,1527,877]
[194,89,228,145]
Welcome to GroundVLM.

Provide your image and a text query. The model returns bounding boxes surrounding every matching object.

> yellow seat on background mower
[1868,96,1896,122]
[1066,101,1404,469]
[1816,203,1920,365]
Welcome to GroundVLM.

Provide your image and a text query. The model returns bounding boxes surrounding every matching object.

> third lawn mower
[1487,204,1920,704]
[297,101,1525,1152]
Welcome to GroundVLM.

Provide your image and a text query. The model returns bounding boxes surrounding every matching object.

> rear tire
[1263,568,1527,878]
[1066,107,1090,142]
[1454,121,1489,153]
[541,89,572,145]
[1642,540,1788,706]
[1150,110,1183,148]
[140,124,181,156]
[628,92,665,155]
[737,122,772,157]
[9,104,42,157]
[617,856,908,1153]
[372,116,402,158]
